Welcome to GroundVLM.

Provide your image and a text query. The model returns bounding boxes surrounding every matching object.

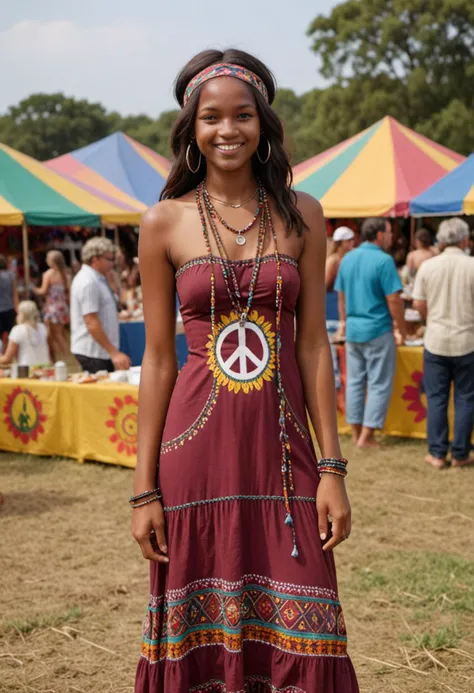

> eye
[238,113,252,120]
[201,115,217,121]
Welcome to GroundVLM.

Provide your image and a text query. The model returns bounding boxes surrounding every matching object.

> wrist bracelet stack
[317,457,348,478]
[129,488,162,509]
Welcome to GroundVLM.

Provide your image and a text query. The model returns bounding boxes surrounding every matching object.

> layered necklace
[196,179,299,558]
[203,183,261,246]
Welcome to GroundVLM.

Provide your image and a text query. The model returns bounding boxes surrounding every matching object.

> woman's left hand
[316,475,352,551]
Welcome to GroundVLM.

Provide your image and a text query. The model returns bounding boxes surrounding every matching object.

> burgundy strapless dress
[135,254,359,693]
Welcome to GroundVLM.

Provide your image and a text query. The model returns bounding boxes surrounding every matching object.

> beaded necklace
[195,181,298,558]
[203,184,261,245]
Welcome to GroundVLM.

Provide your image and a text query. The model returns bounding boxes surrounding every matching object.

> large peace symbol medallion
[207,310,276,394]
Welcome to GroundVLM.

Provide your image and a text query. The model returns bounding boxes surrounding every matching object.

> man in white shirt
[413,218,474,469]
[71,237,131,374]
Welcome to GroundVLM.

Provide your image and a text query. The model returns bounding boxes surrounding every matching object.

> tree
[125,109,179,159]
[0,93,112,160]
[305,0,474,156]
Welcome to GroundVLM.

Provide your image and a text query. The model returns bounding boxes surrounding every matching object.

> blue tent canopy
[411,153,474,216]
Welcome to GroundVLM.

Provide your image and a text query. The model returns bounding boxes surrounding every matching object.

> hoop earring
[256,136,271,164]
[186,141,202,173]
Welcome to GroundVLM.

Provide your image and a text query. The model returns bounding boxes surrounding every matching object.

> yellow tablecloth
[0,347,460,468]
[0,379,138,468]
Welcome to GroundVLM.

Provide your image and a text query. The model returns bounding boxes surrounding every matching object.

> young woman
[132,49,358,693]
[34,250,69,361]
[325,227,356,291]
[0,300,50,366]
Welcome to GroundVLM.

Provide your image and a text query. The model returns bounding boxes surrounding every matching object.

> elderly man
[413,218,474,468]
[71,237,131,374]
[335,218,407,448]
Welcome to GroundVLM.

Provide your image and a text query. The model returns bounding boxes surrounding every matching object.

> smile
[214,144,243,152]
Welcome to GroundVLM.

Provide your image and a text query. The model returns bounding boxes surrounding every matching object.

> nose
[217,117,239,138]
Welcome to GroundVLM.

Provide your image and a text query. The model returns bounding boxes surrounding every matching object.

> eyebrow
[200,103,256,112]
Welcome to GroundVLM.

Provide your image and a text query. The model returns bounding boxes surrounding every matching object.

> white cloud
[0,20,177,115]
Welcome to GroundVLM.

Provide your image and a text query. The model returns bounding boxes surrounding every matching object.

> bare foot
[425,454,447,469]
[451,456,474,468]
[357,439,380,449]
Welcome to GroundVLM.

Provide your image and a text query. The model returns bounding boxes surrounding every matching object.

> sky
[0,0,340,118]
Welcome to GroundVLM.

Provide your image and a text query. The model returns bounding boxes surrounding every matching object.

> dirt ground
[1,438,473,693]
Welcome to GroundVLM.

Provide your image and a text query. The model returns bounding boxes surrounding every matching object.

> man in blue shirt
[335,218,406,448]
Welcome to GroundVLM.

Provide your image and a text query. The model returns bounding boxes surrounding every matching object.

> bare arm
[295,193,351,551]
[325,255,338,290]
[83,313,131,370]
[33,270,52,297]
[386,291,407,340]
[0,340,19,364]
[12,277,19,311]
[413,299,427,321]
[132,203,179,563]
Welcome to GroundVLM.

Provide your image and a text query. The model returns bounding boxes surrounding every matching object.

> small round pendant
[236,234,246,246]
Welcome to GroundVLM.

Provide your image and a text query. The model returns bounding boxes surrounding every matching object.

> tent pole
[410,217,416,249]
[114,225,119,248]
[22,219,30,295]
[101,225,106,238]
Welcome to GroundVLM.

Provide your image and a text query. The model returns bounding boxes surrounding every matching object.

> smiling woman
[132,48,358,693]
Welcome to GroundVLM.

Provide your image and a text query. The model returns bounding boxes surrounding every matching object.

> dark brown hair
[160,48,307,236]
[415,228,432,248]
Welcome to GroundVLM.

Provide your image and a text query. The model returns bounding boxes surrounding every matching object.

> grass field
[1,439,473,692]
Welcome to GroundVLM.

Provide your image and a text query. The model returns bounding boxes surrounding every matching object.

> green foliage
[0,93,111,160]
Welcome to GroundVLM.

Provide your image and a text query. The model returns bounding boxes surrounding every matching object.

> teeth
[216,144,241,151]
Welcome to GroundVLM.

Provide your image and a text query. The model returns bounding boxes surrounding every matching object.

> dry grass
[0,438,473,693]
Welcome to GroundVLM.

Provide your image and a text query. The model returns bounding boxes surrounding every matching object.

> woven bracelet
[130,493,162,509]
[317,457,348,478]
[129,487,160,503]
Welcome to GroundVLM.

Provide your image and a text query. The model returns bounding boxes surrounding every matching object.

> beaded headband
[183,63,269,107]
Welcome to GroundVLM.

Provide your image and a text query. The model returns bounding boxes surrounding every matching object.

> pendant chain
[203,182,261,244]
[207,187,258,208]
[195,181,298,558]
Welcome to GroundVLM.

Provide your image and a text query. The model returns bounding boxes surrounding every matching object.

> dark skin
[132,76,352,563]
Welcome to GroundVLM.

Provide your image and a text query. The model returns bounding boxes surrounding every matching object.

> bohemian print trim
[160,381,219,455]
[141,574,347,664]
[163,495,315,513]
[189,677,306,693]
[176,254,299,280]
[283,393,311,441]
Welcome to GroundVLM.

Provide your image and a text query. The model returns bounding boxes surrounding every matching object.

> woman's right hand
[132,500,169,563]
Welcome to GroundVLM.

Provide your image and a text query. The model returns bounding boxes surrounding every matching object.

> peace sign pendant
[236,234,246,246]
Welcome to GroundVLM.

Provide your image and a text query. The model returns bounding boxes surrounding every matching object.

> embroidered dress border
[160,381,219,454]
[141,574,347,663]
[163,494,315,514]
[176,254,298,280]
[189,676,307,693]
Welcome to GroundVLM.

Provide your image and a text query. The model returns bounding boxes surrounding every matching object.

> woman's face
[46,252,54,268]
[194,77,261,174]
[342,238,355,253]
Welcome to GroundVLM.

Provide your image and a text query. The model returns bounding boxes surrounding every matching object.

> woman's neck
[205,165,258,205]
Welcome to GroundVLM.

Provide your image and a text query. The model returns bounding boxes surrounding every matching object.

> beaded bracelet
[130,493,162,509]
[317,457,348,478]
[129,488,161,508]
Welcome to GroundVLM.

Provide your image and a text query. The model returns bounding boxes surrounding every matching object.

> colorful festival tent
[0,142,145,226]
[411,152,474,216]
[47,132,170,207]
[293,117,464,218]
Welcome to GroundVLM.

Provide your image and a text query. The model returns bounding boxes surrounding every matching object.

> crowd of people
[0,235,140,373]
[327,216,474,466]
